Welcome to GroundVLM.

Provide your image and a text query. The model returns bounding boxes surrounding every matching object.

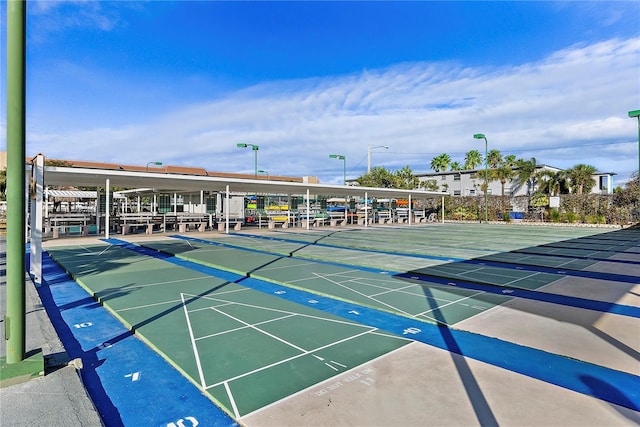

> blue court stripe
[104,243,640,412]
[38,251,238,427]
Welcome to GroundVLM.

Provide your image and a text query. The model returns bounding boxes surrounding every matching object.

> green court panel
[211,331,406,416]
[46,243,411,420]
[409,263,561,291]
[185,234,307,257]
[250,257,510,325]
[142,240,282,275]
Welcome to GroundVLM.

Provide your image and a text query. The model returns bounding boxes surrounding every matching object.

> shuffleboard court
[45,243,412,418]
[140,238,514,325]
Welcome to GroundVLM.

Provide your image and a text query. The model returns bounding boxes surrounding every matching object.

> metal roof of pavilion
[43,166,443,200]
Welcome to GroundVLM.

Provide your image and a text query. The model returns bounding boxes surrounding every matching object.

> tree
[430,153,451,172]
[538,170,568,196]
[516,157,538,195]
[464,150,483,170]
[393,166,419,189]
[489,162,516,197]
[450,161,463,171]
[356,166,396,188]
[421,179,439,191]
[486,149,503,168]
[484,156,516,213]
[566,164,597,195]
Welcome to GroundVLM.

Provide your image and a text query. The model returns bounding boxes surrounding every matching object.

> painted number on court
[167,416,198,427]
[73,322,93,329]
[125,372,140,382]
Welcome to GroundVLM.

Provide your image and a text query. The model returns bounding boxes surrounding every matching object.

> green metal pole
[484,139,488,223]
[5,0,26,364]
[343,158,346,186]
[628,110,640,218]
[254,148,257,180]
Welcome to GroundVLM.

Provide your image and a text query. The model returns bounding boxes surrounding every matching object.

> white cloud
[23,37,640,185]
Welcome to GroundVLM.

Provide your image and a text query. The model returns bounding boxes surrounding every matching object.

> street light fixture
[329,154,347,185]
[628,109,640,213]
[146,161,163,172]
[237,143,259,179]
[258,169,269,179]
[367,144,389,174]
[473,133,488,223]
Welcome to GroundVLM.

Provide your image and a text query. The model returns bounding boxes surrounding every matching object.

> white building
[415,165,615,197]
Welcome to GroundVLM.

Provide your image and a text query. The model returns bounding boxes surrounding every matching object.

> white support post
[105,179,110,239]
[96,188,101,235]
[29,154,44,285]
[137,195,140,213]
[306,189,310,230]
[441,196,445,224]
[225,185,230,234]
[408,195,412,225]
[173,192,177,215]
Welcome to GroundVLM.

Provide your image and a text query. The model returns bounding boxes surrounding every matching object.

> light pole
[367,144,389,174]
[473,133,488,223]
[237,143,259,179]
[629,110,640,213]
[329,154,346,185]
[146,161,163,172]
[258,169,269,179]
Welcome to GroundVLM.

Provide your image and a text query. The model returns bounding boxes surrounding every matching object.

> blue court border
[34,251,237,427]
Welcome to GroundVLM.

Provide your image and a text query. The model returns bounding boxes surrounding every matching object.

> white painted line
[180,293,208,389]
[224,381,241,420]
[205,328,379,389]
[312,272,415,318]
[210,305,308,351]
[416,290,486,317]
[195,313,297,341]
[180,292,366,328]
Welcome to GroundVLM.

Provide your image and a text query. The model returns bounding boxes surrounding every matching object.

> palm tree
[430,153,451,172]
[486,160,515,213]
[566,164,597,195]
[538,170,568,196]
[489,162,516,197]
[486,149,503,168]
[464,150,483,170]
[450,161,463,171]
[516,157,538,195]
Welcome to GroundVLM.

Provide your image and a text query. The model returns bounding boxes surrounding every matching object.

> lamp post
[258,169,269,179]
[473,133,488,223]
[629,109,640,213]
[329,154,346,185]
[367,144,389,174]
[146,161,163,172]
[237,143,259,179]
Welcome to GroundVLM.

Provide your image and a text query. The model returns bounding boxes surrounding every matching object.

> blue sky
[1,1,639,184]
